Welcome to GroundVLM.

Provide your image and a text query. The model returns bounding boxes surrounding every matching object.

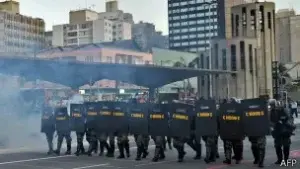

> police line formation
[41,98,296,168]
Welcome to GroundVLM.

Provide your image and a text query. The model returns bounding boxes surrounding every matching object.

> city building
[37,40,152,90]
[167,0,246,53]
[98,0,134,24]
[52,9,132,47]
[132,21,169,51]
[210,1,276,98]
[0,0,45,55]
[45,31,52,47]
[276,9,300,63]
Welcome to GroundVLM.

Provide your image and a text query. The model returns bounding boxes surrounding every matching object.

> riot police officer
[41,106,55,155]
[53,107,72,155]
[272,106,296,164]
[222,98,244,164]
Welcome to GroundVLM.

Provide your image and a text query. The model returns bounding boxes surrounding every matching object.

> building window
[249,44,253,73]
[254,48,258,76]
[250,10,256,30]
[206,56,209,69]
[222,49,227,70]
[231,45,236,71]
[259,5,265,32]
[200,53,204,68]
[267,12,272,29]
[242,7,247,36]
[235,15,239,36]
[240,41,245,69]
[231,13,234,36]
[214,44,219,69]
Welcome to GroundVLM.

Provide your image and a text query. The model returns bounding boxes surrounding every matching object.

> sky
[19,0,300,35]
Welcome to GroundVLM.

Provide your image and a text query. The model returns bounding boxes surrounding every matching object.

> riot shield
[148,103,169,136]
[219,103,244,140]
[169,103,192,137]
[41,107,55,133]
[55,107,70,134]
[97,101,114,133]
[128,103,149,135]
[112,102,128,133]
[70,104,85,133]
[241,98,270,136]
[195,100,217,136]
[85,102,98,129]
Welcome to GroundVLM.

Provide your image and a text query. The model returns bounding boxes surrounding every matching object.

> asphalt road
[0,131,299,169]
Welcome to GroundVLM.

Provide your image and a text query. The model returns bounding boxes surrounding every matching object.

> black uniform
[53,107,72,155]
[272,108,296,164]
[41,107,55,155]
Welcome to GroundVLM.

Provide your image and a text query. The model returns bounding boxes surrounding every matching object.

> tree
[172,57,193,93]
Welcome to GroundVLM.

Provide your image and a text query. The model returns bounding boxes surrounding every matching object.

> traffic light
[272,61,279,99]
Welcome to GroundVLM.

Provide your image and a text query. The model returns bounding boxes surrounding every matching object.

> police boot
[283,146,290,162]
[193,143,201,160]
[75,147,81,156]
[152,147,160,162]
[274,146,283,164]
[65,141,71,155]
[251,146,259,164]
[159,147,165,160]
[258,148,265,168]
[80,144,86,154]
[94,141,98,154]
[124,141,130,158]
[142,146,149,158]
[99,141,105,156]
[135,146,142,161]
[117,143,125,159]
[87,142,96,157]
[47,144,54,155]
[54,140,62,156]
[106,145,115,157]
[177,147,186,163]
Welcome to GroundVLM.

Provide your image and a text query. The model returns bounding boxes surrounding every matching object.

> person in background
[290,101,298,118]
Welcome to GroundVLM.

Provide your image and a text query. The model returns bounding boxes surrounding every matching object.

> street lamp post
[203,1,216,98]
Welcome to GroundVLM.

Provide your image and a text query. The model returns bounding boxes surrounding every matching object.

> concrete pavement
[0,129,299,169]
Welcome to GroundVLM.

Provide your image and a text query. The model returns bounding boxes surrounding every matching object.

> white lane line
[0,155,73,165]
[72,163,109,169]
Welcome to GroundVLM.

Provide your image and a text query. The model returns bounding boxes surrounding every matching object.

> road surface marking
[72,163,109,169]
[0,155,73,165]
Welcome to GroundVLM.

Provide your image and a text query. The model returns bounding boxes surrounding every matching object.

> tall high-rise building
[276,9,300,63]
[168,0,246,53]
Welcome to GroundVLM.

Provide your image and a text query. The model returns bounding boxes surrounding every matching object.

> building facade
[98,0,134,24]
[52,9,132,47]
[209,1,276,98]
[37,44,152,89]
[167,0,246,53]
[0,0,45,55]
[276,9,300,63]
[211,38,258,98]
[132,21,169,50]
